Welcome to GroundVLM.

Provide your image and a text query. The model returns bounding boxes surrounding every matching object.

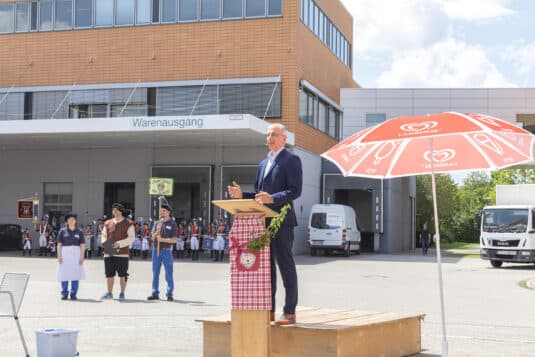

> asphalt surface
[1,250,534,357]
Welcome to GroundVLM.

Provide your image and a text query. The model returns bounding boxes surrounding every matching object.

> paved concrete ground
[1,251,534,357]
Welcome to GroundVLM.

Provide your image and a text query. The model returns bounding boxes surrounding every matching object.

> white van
[307,204,361,256]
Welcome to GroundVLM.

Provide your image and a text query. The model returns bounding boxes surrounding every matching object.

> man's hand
[255,191,274,205]
[227,181,243,199]
[79,258,84,265]
[112,242,120,249]
[58,257,63,264]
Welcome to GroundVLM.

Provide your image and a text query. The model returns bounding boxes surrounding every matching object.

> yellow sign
[149,177,174,196]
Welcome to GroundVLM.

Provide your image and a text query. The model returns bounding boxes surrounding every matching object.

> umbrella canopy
[323,112,534,178]
[322,112,535,357]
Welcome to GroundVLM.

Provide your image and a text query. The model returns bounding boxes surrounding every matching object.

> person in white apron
[56,213,86,300]
[85,223,95,259]
[47,231,56,257]
[22,228,32,256]
[213,220,227,262]
[38,217,49,256]
[190,219,200,261]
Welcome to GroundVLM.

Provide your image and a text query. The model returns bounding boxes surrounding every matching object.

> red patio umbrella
[322,112,535,357]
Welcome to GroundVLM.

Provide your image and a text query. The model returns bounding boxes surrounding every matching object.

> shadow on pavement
[294,251,464,266]
[70,298,103,303]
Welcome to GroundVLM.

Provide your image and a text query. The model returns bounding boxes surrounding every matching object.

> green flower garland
[248,204,292,251]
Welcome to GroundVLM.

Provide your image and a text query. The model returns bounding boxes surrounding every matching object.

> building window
[299,88,341,139]
[0,3,14,33]
[95,0,113,26]
[161,0,176,22]
[43,183,73,216]
[75,0,92,28]
[116,0,135,25]
[223,0,242,19]
[55,0,73,30]
[69,104,109,118]
[246,0,265,17]
[300,0,351,68]
[111,104,148,117]
[151,0,160,22]
[201,0,219,20]
[366,113,386,128]
[136,0,152,24]
[179,0,198,21]
[15,2,29,32]
[268,0,282,16]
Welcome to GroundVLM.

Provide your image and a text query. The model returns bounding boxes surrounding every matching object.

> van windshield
[482,209,528,233]
[311,213,342,229]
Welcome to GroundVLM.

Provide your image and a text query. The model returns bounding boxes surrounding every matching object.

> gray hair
[268,123,288,137]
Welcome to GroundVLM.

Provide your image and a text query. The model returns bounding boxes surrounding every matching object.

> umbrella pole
[431,170,448,356]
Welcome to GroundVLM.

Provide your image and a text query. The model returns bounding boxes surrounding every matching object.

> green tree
[454,172,494,242]
[416,174,459,241]
[489,166,535,202]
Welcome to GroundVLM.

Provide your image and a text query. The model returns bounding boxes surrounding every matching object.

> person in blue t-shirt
[147,202,178,301]
[56,213,86,300]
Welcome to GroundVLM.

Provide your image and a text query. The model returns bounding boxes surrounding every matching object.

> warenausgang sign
[131,117,204,129]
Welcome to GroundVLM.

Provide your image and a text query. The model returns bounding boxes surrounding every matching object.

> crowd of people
[21,213,231,262]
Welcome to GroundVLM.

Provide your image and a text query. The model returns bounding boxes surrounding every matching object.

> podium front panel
[228,215,271,310]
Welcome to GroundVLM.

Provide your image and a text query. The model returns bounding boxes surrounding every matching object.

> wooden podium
[212,199,277,357]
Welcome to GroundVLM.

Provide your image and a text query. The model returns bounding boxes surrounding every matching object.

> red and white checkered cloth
[229,215,271,310]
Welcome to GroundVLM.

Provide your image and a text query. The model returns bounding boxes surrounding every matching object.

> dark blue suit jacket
[243,149,303,227]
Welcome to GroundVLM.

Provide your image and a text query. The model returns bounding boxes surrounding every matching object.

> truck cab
[480,205,535,267]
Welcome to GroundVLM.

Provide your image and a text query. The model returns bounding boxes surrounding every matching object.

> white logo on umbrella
[424,149,456,163]
[400,121,438,132]
[374,142,397,166]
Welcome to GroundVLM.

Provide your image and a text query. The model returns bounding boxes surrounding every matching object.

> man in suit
[228,123,303,325]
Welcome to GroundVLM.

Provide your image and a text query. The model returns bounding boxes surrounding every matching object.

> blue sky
[340,0,535,88]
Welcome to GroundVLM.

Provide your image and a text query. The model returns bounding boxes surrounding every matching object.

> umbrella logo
[424,149,456,163]
[473,134,504,155]
[400,121,438,133]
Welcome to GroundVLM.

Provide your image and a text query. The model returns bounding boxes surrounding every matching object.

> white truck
[480,184,535,267]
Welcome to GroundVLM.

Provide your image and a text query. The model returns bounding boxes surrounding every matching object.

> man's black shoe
[167,296,174,302]
[147,294,159,300]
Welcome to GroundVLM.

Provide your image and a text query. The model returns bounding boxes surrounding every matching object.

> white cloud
[440,0,515,21]
[376,39,515,88]
[342,0,449,56]
[501,41,535,76]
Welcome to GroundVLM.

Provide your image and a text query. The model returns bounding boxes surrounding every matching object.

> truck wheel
[344,243,351,257]
[311,248,317,256]
[490,260,503,268]
[355,248,361,255]
[323,249,330,257]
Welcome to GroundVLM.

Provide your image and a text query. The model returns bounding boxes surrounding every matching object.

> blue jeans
[61,281,79,297]
[152,248,174,296]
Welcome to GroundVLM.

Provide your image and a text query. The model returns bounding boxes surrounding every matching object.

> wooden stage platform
[197,307,425,357]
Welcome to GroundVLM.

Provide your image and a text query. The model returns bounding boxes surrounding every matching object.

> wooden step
[196,307,425,357]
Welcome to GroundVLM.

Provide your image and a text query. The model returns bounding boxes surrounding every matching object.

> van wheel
[344,243,351,257]
[311,248,317,256]
[355,249,360,255]
[323,249,330,256]
[490,260,503,268]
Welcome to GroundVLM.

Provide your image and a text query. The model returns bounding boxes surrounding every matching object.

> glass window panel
[201,0,219,20]
[91,104,108,118]
[30,1,37,30]
[55,0,73,29]
[111,104,148,117]
[75,0,92,27]
[152,0,160,22]
[223,0,242,19]
[307,0,312,27]
[116,0,135,25]
[95,0,113,26]
[313,5,318,35]
[39,0,53,30]
[136,0,151,24]
[246,0,264,17]
[366,113,386,128]
[318,101,327,132]
[328,108,336,137]
[179,0,198,21]
[301,0,307,23]
[162,0,176,22]
[0,3,14,33]
[16,2,29,32]
[268,0,281,16]
[299,90,307,123]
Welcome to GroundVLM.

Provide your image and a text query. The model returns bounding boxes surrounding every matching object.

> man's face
[67,217,76,226]
[266,126,286,152]
[160,208,170,219]
[112,207,122,218]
